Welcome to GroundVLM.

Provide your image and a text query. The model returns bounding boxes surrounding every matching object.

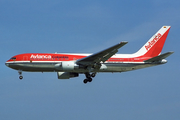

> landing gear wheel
[88,78,92,82]
[83,78,92,84]
[91,73,96,78]
[84,73,95,84]
[83,79,88,84]
[19,76,23,80]
[18,70,23,80]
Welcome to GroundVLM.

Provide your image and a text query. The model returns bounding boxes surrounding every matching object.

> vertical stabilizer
[134,26,171,58]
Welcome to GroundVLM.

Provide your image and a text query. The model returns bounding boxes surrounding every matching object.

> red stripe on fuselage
[6,53,150,63]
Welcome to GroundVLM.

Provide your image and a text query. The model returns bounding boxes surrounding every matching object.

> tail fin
[134,26,171,58]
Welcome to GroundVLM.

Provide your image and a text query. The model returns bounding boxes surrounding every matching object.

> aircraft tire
[88,78,92,82]
[19,76,23,80]
[83,79,88,84]
[91,73,96,77]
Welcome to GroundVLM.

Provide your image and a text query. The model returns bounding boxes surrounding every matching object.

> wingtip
[120,41,128,44]
[168,51,174,54]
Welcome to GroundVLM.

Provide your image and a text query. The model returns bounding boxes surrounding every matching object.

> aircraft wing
[76,41,128,66]
[144,51,174,63]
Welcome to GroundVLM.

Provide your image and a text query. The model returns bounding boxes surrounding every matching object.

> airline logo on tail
[145,33,162,51]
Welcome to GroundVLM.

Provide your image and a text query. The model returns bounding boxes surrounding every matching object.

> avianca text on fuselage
[5,26,173,84]
[30,54,52,59]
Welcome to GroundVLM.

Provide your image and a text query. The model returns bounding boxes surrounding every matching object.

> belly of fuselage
[7,62,158,73]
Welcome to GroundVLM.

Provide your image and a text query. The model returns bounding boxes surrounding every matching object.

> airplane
[5,26,174,84]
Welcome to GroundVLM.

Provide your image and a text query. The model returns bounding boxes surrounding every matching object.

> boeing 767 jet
[5,26,173,83]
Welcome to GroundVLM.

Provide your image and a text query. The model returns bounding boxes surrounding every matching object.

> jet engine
[57,72,79,79]
[55,61,79,71]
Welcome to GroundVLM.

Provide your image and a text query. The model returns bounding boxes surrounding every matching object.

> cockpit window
[10,57,16,60]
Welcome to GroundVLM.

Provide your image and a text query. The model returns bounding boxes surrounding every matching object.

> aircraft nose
[5,62,9,67]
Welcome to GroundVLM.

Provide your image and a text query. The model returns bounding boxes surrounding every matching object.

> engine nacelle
[57,72,79,79]
[55,61,79,71]
[62,61,74,70]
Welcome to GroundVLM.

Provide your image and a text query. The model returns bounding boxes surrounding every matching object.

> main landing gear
[18,70,23,80]
[83,73,96,84]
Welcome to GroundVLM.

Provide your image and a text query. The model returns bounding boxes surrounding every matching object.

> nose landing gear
[18,70,23,80]
[19,76,23,79]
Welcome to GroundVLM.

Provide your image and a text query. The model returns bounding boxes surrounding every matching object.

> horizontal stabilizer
[144,52,174,63]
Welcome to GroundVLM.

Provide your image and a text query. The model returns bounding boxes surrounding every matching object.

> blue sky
[1,0,180,120]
